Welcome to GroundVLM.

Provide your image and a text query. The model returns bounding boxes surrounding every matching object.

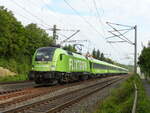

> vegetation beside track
[0,74,28,82]
[95,74,150,113]
[138,42,150,79]
[0,58,30,82]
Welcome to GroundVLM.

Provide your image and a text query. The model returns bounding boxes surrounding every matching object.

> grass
[0,57,31,82]
[0,74,28,82]
[0,57,31,74]
[136,78,150,113]
[147,77,150,84]
[95,74,150,113]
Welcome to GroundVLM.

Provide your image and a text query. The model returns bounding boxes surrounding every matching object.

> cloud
[0,0,149,65]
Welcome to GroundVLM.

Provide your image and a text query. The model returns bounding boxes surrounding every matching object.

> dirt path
[0,67,16,76]
[142,79,150,98]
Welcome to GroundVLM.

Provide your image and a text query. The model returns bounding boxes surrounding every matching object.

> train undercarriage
[28,71,127,84]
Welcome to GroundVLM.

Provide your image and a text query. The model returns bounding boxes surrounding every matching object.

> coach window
[101,65,105,69]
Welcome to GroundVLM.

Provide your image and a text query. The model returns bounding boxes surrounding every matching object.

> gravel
[0,82,35,92]
[142,79,150,98]
[59,76,128,113]
[1,76,119,112]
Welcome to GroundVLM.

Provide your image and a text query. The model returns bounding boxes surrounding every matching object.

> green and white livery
[29,47,128,84]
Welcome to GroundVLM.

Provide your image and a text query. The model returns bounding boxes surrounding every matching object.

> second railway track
[1,75,127,113]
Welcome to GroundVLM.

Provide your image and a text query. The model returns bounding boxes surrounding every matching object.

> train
[28,47,128,84]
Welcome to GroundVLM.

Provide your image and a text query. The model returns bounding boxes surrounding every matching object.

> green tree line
[138,42,150,79]
[0,6,53,74]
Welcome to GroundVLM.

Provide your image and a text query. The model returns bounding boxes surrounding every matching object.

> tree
[92,48,96,58]
[96,50,100,59]
[138,45,150,79]
[0,6,27,58]
[100,53,105,60]
[0,6,54,74]
[63,44,77,53]
[24,23,53,56]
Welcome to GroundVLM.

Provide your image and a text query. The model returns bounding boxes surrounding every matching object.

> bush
[0,57,31,81]
[95,74,150,113]
[0,56,31,74]
[0,74,28,82]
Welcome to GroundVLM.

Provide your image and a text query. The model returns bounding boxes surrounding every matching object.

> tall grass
[95,74,150,113]
[0,74,28,82]
[0,56,31,74]
[0,56,31,81]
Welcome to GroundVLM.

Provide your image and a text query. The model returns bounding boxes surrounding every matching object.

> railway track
[0,81,33,95]
[0,88,23,95]
[0,80,30,85]
[1,76,126,113]
[0,77,112,108]
[0,76,115,105]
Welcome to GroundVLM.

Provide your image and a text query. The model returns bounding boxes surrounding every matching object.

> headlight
[51,65,55,70]
[32,65,34,70]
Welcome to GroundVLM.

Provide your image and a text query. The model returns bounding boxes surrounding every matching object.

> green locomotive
[29,47,128,84]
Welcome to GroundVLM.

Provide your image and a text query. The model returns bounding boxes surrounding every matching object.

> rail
[0,80,30,85]
[132,82,138,113]
[2,77,123,113]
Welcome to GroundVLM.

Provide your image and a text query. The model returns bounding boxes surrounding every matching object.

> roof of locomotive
[54,47,87,60]
[36,47,87,60]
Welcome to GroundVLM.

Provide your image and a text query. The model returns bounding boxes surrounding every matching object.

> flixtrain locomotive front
[28,46,90,84]
[28,47,58,84]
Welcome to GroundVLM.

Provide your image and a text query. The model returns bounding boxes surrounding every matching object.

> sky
[0,0,149,65]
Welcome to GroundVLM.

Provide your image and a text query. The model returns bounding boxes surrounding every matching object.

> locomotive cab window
[60,54,64,61]
[35,47,56,61]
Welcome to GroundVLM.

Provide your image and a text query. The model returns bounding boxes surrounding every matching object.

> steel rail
[0,80,30,85]
[0,77,111,106]
[132,83,138,113]
[46,77,123,113]
[2,76,125,113]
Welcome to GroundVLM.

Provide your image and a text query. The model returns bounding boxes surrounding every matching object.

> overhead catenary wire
[2,0,49,28]
[78,0,104,51]
[106,22,134,28]
[96,0,104,17]
[12,0,79,41]
[10,11,40,25]
[39,0,68,27]
[82,1,131,63]
[10,0,127,64]
[63,0,124,62]
[92,0,123,61]
[92,1,127,61]
[93,0,105,35]
[83,0,122,57]
[11,0,52,28]
[106,22,134,45]
[81,0,93,14]
[106,29,131,39]
[106,22,136,64]
[63,0,104,38]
